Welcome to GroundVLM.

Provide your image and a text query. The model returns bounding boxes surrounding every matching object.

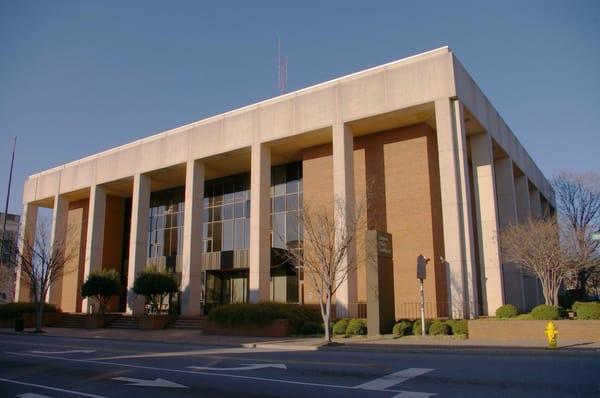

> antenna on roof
[278,38,287,95]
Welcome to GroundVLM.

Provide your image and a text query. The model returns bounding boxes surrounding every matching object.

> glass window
[223,204,233,220]
[234,202,244,219]
[234,219,245,250]
[222,220,233,251]
[213,206,222,222]
[273,166,286,196]
[286,194,298,211]
[272,213,285,249]
[286,212,298,244]
[224,181,234,204]
[274,196,285,213]
[212,222,222,252]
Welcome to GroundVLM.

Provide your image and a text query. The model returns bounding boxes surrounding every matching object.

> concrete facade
[16,47,554,318]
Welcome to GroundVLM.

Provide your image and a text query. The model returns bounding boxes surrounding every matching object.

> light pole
[416,254,429,336]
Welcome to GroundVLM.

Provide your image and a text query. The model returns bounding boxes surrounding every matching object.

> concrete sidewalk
[1,327,598,351]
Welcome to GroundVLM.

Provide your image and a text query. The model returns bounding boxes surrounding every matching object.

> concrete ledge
[469,319,600,340]
[138,314,177,330]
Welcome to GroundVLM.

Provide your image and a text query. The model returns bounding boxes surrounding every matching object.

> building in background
[15,47,554,319]
[1,212,20,303]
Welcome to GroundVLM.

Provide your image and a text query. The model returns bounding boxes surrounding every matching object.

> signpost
[416,254,429,336]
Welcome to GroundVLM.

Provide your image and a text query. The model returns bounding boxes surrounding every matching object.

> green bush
[530,304,560,320]
[299,321,324,335]
[429,320,450,335]
[412,319,430,335]
[515,313,534,320]
[445,319,468,336]
[81,270,121,314]
[576,302,600,320]
[572,301,586,313]
[392,320,413,336]
[208,302,321,333]
[346,319,367,335]
[495,304,519,318]
[0,302,59,319]
[133,270,178,313]
[332,318,350,335]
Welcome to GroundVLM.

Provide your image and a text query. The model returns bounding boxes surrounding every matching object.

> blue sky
[1,0,599,215]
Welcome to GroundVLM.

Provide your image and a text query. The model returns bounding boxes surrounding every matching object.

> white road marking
[356,368,434,391]
[0,377,107,398]
[17,394,53,398]
[29,350,96,355]
[187,363,287,371]
[6,352,436,396]
[112,377,188,388]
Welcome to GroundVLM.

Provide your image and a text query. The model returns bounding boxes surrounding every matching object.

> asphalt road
[0,334,598,398]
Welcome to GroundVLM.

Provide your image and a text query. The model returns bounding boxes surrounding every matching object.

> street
[0,334,597,397]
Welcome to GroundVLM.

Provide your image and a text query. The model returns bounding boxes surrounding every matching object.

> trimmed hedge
[429,320,450,336]
[332,318,349,335]
[445,319,468,336]
[495,304,519,318]
[576,302,600,320]
[530,304,560,320]
[0,302,59,319]
[392,320,413,337]
[299,321,324,335]
[208,303,321,333]
[412,319,430,335]
[346,319,367,336]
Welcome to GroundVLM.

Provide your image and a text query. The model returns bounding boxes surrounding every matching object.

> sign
[417,255,429,280]
[376,232,393,258]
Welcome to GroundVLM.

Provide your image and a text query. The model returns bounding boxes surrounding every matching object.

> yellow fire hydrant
[545,321,558,349]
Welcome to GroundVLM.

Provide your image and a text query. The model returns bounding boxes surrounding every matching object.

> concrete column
[529,187,543,218]
[15,203,38,302]
[434,98,478,319]
[332,123,358,318]
[514,175,531,222]
[48,194,69,306]
[249,143,271,303]
[82,184,106,311]
[470,133,504,315]
[494,157,525,311]
[126,174,151,314]
[180,159,205,316]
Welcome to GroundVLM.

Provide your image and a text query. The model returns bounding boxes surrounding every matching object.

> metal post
[1,136,17,261]
[420,278,425,336]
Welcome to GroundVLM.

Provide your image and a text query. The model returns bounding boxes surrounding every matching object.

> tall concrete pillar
[514,175,531,222]
[470,133,504,316]
[332,123,358,318]
[180,159,205,316]
[529,187,543,218]
[15,203,38,302]
[249,143,271,303]
[126,174,151,314]
[48,194,69,306]
[494,157,525,311]
[82,184,106,311]
[435,98,478,319]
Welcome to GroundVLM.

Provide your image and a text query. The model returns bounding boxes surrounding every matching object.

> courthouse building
[15,47,554,319]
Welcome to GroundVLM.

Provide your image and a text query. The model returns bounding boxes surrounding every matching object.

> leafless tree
[17,220,76,332]
[500,218,583,306]
[553,172,600,298]
[280,197,367,342]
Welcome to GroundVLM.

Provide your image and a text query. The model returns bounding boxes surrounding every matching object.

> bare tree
[280,197,367,342]
[17,220,75,332]
[500,218,582,306]
[553,172,600,298]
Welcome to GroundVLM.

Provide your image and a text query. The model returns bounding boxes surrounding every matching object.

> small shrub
[515,313,534,320]
[445,319,468,336]
[429,320,450,336]
[0,302,59,319]
[392,320,413,336]
[412,319,430,335]
[530,304,560,320]
[299,321,324,335]
[572,301,586,313]
[81,270,122,314]
[576,302,600,320]
[346,319,367,336]
[332,318,350,335]
[495,304,519,318]
[133,270,179,313]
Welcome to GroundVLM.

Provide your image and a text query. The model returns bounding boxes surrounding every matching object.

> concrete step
[106,315,139,329]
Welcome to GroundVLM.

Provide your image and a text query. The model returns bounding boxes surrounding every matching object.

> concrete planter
[83,315,107,329]
[202,318,291,337]
[138,314,177,330]
[469,319,600,340]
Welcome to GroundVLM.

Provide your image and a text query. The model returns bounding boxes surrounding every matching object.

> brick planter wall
[138,314,177,330]
[202,319,291,337]
[0,312,63,328]
[469,319,600,340]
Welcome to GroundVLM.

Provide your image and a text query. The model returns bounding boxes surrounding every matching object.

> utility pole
[1,136,16,262]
